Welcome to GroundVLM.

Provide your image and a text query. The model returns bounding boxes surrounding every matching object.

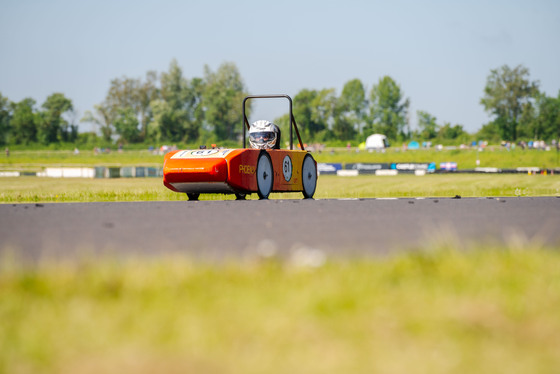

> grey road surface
[1,197,559,261]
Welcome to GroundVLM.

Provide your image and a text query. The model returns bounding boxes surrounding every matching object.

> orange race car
[163,94,317,200]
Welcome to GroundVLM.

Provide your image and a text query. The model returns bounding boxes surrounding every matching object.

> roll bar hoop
[242,94,305,150]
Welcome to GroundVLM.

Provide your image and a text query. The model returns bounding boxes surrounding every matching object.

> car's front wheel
[256,151,273,200]
[302,154,317,199]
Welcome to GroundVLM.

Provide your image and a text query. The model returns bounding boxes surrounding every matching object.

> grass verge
[315,147,560,169]
[1,174,559,203]
[1,246,559,374]
[2,148,560,170]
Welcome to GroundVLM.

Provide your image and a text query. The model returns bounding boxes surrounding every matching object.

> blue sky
[1,0,559,134]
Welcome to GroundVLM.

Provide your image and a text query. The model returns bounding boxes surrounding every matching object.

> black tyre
[302,154,317,199]
[186,192,200,201]
[256,151,274,200]
[235,193,247,200]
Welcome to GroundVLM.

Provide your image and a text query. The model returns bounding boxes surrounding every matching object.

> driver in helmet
[248,120,281,149]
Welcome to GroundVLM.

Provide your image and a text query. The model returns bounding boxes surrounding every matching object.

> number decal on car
[283,155,292,182]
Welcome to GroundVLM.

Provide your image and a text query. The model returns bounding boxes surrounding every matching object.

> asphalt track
[1,197,559,261]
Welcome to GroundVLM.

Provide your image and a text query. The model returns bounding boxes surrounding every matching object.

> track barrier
[1,167,164,178]
[317,163,560,176]
[1,163,559,178]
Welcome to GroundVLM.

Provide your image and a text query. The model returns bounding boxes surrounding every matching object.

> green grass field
[2,147,560,171]
[0,174,559,203]
[317,147,560,170]
[0,150,163,171]
[1,247,559,374]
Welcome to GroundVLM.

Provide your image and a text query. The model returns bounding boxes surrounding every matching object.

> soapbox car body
[163,95,317,200]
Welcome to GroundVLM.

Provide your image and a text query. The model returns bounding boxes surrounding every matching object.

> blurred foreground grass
[1,174,559,203]
[1,246,559,374]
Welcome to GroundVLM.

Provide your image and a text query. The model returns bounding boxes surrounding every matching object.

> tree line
[78,60,251,146]
[1,61,558,147]
[0,93,78,146]
[479,65,560,143]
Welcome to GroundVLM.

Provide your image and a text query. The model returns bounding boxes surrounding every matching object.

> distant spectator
[5,148,9,157]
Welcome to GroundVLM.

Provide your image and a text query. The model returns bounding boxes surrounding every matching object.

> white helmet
[249,120,281,149]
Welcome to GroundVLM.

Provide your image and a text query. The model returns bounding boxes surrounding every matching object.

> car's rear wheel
[186,192,200,201]
[302,154,317,199]
[256,151,273,200]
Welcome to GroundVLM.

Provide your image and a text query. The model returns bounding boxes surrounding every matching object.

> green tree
[11,98,39,144]
[158,60,204,142]
[332,114,355,141]
[106,77,139,113]
[293,89,320,139]
[103,71,159,142]
[367,76,410,141]
[38,93,74,144]
[310,88,337,140]
[529,92,560,140]
[334,79,365,139]
[340,79,366,116]
[160,60,188,110]
[137,71,159,138]
[149,99,183,143]
[104,77,141,141]
[437,122,468,141]
[0,93,12,145]
[81,105,114,142]
[480,64,539,141]
[416,110,438,140]
[476,122,501,143]
[113,107,141,143]
[157,60,189,142]
[202,62,249,141]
